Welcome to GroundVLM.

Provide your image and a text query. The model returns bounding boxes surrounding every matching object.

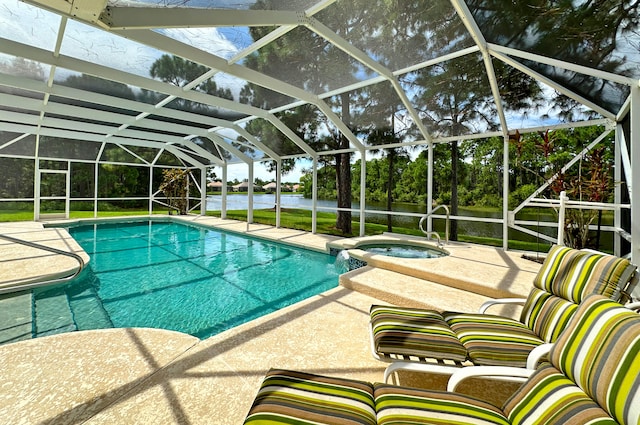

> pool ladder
[419,205,450,247]
[0,234,85,295]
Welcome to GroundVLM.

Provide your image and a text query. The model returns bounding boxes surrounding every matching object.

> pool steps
[0,292,32,344]
[34,292,76,338]
[0,282,117,345]
[339,266,521,319]
[67,284,114,330]
[331,235,539,302]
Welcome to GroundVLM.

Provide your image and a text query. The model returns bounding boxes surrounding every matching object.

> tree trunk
[595,209,603,250]
[450,141,459,241]
[335,92,352,235]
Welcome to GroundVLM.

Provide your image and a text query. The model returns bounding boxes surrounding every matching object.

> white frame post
[426,141,434,233]
[503,134,510,249]
[65,160,71,219]
[275,159,281,228]
[557,191,568,246]
[200,166,207,216]
[221,164,227,219]
[312,156,318,234]
[359,149,366,237]
[614,124,622,256]
[248,161,254,224]
[631,84,640,264]
[148,165,154,215]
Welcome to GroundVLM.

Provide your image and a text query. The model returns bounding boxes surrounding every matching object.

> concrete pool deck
[0,215,541,424]
[0,221,89,293]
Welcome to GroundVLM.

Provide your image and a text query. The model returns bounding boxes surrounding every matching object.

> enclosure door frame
[35,166,70,221]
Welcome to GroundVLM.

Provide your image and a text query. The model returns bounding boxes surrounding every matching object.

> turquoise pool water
[31,220,339,340]
[358,243,448,259]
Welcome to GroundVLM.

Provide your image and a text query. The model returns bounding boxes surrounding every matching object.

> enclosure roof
[0,0,639,167]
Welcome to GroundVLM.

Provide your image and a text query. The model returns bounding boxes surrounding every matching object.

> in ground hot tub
[329,236,450,272]
[355,241,449,259]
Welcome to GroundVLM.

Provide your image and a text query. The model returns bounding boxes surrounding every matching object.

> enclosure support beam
[618,127,633,200]
[276,159,282,228]
[221,164,228,220]
[312,157,318,234]
[360,149,366,237]
[148,165,154,216]
[503,134,510,250]
[200,167,206,216]
[630,84,640,264]
[426,142,434,233]
[248,162,254,224]
[615,124,623,257]
[34,135,40,222]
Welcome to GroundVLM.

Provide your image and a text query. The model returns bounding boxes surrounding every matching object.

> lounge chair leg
[384,361,461,383]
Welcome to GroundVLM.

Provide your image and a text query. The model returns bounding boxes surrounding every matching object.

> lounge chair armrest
[447,366,534,392]
[478,298,527,314]
[526,343,553,369]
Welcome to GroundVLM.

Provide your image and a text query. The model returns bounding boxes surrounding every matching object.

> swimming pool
[30,219,339,340]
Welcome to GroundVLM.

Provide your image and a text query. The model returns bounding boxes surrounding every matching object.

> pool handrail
[0,233,85,294]
[419,205,449,246]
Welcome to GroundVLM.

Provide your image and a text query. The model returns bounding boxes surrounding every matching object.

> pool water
[359,243,448,259]
[31,220,339,340]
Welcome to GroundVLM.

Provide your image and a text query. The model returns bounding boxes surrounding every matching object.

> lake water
[207,194,614,250]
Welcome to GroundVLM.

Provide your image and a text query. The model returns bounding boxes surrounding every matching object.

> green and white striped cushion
[243,369,376,425]
[531,245,634,303]
[520,288,578,343]
[444,312,543,367]
[374,383,510,425]
[522,246,634,344]
[531,245,584,296]
[550,295,640,425]
[503,363,615,425]
[370,305,468,363]
[559,252,635,303]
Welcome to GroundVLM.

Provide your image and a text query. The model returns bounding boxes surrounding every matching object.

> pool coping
[0,222,90,292]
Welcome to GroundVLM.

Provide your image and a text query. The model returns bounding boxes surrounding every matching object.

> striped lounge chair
[369,245,637,381]
[244,294,640,424]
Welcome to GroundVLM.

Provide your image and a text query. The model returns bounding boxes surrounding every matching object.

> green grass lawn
[0,210,35,222]
[0,209,154,222]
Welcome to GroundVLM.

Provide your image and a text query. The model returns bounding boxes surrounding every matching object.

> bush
[509,183,537,209]
[436,191,451,205]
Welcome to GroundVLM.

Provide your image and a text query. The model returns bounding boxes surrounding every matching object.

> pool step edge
[340,266,521,319]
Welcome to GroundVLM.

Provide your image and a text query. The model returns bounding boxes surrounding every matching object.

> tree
[0,57,45,82]
[413,53,542,239]
[394,151,429,204]
[241,1,361,234]
[60,73,137,100]
[159,168,189,215]
[149,54,233,114]
[466,0,640,118]
[512,126,615,249]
